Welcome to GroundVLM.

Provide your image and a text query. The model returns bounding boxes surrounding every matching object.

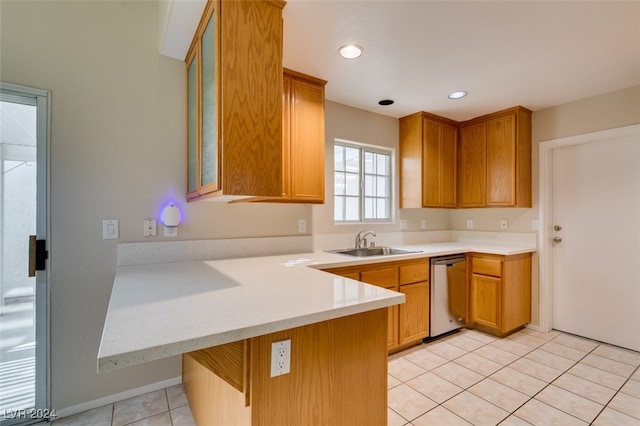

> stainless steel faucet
[355,229,376,249]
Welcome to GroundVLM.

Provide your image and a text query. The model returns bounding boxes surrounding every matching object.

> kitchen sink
[327,247,422,257]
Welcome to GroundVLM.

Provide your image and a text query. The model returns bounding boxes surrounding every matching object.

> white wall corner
[158,0,206,60]
[157,0,170,53]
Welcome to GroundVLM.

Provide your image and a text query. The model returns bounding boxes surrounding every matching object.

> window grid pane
[363,151,390,221]
[334,144,363,221]
[345,172,360,196]
[345,196,360,221]
[334,142,390,223]
[345,147,360,173]
[334,145,345,172]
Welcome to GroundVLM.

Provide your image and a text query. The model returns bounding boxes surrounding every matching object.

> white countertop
[98,240,535,372]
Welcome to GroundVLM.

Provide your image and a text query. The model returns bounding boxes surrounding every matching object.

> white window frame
[333,139,393,224]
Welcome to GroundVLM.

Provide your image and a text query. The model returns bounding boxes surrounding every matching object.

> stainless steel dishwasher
[429,254,467,338]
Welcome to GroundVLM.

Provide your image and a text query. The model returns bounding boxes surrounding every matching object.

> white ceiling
[282,1,640,121]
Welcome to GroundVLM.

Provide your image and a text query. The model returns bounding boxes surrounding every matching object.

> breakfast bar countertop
[98,240,536,372]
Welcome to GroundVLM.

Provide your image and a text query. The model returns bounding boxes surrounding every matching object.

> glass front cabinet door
[186,4,218,200]
[186,0,285,201]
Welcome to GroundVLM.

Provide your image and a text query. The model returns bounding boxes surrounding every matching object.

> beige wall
[0,0,309,411]
[533,86,640,142]
[314,100,451,235]
[2,0,639,412]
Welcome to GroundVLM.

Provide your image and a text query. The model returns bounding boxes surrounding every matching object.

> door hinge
[28,235,48,277]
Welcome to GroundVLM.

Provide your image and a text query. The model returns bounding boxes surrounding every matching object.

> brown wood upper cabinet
[459,106,532,207]
[278,69,327,203]
[400,112,458,208]
[186,0,285,201]
[399,106,531,208]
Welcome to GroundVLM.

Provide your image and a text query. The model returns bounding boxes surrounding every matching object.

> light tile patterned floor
[389,328,640,425]
[51,328,640,425]
[51,385,195,426]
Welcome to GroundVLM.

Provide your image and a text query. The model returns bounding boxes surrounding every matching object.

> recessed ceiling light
[448,91,467,100]
[378,99,394,106]
[338,44,363,59]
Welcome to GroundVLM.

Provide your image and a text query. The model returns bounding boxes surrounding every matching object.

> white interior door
[551,125,640,351]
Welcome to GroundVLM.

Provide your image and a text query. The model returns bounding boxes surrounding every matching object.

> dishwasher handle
[430,255,466,266]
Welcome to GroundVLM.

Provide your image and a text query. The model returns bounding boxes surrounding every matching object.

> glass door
[0,83,50,425]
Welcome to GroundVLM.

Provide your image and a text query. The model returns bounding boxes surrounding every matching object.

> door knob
[552,237,562,243]
[553,225,562,231]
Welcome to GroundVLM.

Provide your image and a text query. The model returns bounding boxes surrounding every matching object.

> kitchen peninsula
[98,238,535,425]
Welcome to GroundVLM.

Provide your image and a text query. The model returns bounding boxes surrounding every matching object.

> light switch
[103,219,119,240]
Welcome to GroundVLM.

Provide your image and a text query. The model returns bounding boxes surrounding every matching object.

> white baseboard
[55,376,182,420]
[526,323,550,333]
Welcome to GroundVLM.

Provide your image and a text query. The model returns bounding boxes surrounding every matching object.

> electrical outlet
[421,219,427,229]
[399,219,408,230]
[164,225,178,237]
[143,219,157,237]
[466,219,474,229]
[298,219,307,234]
[270,339,291,377]
[531,219,540,231]
[500,219,509,230]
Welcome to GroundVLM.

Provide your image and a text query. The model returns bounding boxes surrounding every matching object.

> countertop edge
[98,240,536,372]
[98,293,404,372]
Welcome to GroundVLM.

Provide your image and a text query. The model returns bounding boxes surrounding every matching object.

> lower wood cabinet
[470,273,501,330]
[322,251,532,344]
[360,266,399,349]
[323,258,429,352]
[399,281,429,345]
[183,309,388,426]
[469,252,532,336]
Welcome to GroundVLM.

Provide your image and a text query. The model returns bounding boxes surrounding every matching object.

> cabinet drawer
[399,262,429,285]
[472,256,502,277]
[360,267,398,287]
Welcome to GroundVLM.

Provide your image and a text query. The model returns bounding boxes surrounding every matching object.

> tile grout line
[392,331,523,424]
[392,329,640,425]
[389,330,494,424]
[114,388,173,426]
[591,363,640,422]
[473,331,639,424]
[96,329,638,426]
[536,335,640,417]
[486,333,601,425]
